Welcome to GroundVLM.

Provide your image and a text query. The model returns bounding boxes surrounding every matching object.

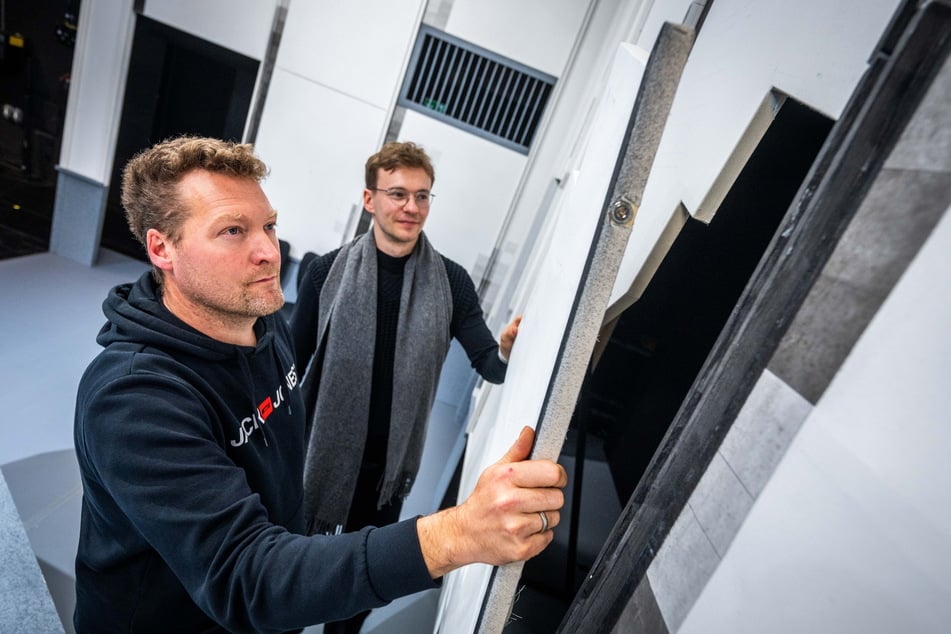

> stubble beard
[183,273,285,323]
[236,280,285,318]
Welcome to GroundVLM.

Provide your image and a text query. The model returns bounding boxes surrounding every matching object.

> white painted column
[50,0,135,265]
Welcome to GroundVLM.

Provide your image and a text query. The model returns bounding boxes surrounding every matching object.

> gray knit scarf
[302,230,452,534]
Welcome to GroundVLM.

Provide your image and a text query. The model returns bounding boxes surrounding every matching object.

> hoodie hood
[95,272,290,441]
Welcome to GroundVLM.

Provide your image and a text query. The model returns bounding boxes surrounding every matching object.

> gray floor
[1,249,148,632]
[0,250,149,467]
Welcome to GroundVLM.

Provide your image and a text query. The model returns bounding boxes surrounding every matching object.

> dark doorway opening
[508,97,835,633]
[0,0,80,260]
[100,15,258,260]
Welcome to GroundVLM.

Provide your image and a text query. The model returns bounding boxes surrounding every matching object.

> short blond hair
[121,136,268,247]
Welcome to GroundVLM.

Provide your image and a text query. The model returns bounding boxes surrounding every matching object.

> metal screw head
[611,198,635,224]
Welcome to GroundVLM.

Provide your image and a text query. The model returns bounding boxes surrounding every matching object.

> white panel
[445,0,592,76]
[397,111,526,275]
[254,69,386,257]
[278,0,425,109]
[680,206,951,633]
[608,0,903,309]
[59,0,135,183]
[144,0,275,60]
[435,43,648,633]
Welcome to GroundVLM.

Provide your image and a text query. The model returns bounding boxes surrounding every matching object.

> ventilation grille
[399,26,557,154]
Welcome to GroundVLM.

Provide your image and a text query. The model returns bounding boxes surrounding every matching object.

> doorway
[99,15,258,260]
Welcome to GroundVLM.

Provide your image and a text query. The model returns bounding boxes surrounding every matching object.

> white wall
[256,67,387,256]
[143,0,276,61]
[276,0,423,110]
[444,0,592,76]
[255,0,426,258]
[679,204,951,634]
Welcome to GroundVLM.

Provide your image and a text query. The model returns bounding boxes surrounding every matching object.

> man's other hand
[499,315,522,362]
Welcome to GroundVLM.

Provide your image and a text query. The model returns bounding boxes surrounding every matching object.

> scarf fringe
[378,470,416,510]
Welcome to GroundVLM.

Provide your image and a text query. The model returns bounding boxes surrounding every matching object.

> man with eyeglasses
[289,141,521,633]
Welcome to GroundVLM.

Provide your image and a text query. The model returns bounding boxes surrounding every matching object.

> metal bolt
[611,198,635,225]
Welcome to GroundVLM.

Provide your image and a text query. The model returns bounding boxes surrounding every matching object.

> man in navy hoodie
[73,136,566,633]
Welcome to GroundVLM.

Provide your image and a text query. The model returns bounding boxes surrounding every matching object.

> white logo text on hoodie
[230,364,298,447]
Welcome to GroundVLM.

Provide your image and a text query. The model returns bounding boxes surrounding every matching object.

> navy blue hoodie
[73,273,436,633]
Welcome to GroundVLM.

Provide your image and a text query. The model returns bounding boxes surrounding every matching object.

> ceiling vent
[399,26,557,154]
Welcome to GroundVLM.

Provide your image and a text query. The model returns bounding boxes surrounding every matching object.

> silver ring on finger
[537,511,549,534]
